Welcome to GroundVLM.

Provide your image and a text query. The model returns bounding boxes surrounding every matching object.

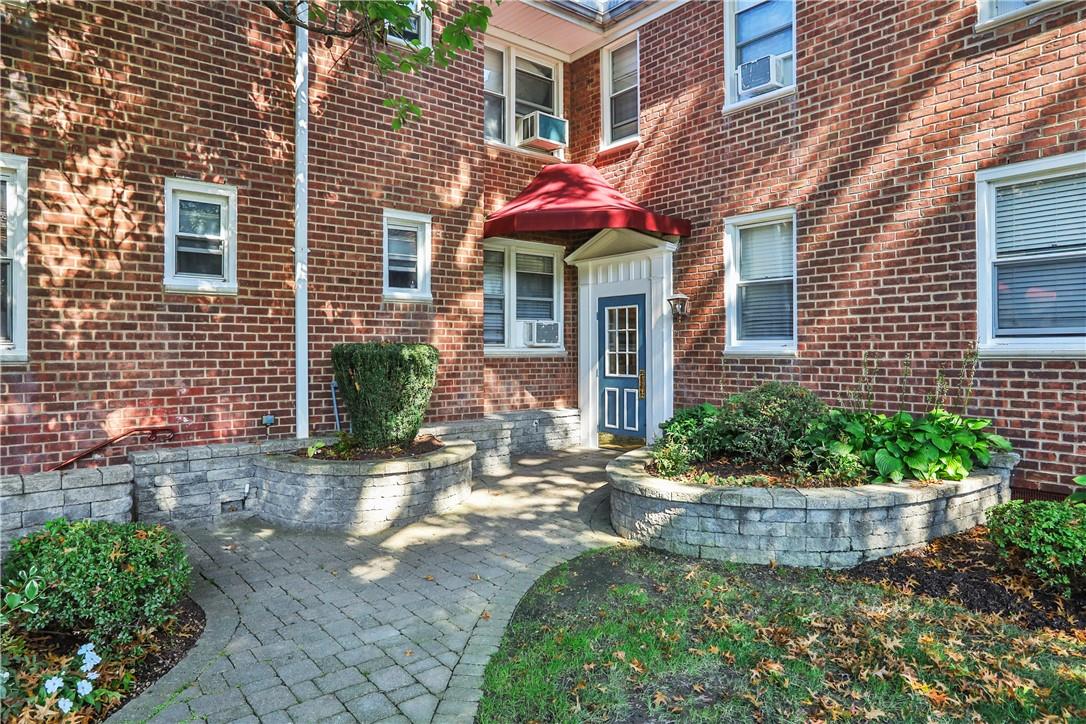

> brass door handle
[638,369,646,399]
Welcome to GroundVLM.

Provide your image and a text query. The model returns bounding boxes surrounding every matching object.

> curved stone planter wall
[252,440,475,533]
[608,448,1019,568]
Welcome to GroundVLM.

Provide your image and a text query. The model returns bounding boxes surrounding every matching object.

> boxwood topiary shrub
[987,500,1086,598]
[332,342,439,450]
[3,518,191,647]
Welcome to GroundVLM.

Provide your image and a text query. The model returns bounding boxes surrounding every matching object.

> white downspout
[294,6,310,439]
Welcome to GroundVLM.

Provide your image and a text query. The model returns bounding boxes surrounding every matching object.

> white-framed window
[483,238,564,354]
[976,0,1067,30]
[383,209,432,302]
[976,152,1086,358]
[483,40,563,151]
[0,153,29,363]
[724,207,797,356]
[388,0,432,48]
[723,0,796,111]
[601,34,640,149]
[163,178,237,295]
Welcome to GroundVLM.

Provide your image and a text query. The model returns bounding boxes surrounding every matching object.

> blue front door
[598,294,647,440]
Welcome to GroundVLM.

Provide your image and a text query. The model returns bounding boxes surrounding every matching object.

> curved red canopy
[484,163,691,238]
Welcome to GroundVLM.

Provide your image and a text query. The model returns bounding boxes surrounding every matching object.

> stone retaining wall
[0,408,583,547]
[608,448,1020,568]
[1,466,133,551]
[252,440,475,533]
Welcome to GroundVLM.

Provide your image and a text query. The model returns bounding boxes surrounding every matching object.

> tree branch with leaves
[263,0,495,128]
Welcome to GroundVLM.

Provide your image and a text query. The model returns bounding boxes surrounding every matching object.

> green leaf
[931,435,952,453]
[985,433,1012,451]
[874,448,904,479]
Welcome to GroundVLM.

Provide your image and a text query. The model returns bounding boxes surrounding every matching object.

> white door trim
[568,238,675,449]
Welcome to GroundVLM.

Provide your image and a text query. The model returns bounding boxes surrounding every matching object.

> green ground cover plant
[479,547,1086,724]
[987,500,1086,598]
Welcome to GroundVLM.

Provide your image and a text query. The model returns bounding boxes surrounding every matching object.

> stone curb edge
[105,573,240,723]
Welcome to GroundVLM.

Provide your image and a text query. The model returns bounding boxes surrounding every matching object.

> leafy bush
[722,382,826,467]
[657,403,729,462]
[987,500,1086,597]
[3,519,190,647]
[332,342,439,450]
[650,439,694,478]
[828,408,1011,483]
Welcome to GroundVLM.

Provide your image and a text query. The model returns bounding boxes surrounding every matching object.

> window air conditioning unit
[516,111,568,151]
[737,54,785,96]
[524,320,561,347]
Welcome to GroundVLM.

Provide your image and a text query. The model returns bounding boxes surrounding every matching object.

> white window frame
[975,0,1068,32]
[387,0,432,48]
[600,33,640,151]
[0,153,29,363]
[975,151,1086,358]
[482,39,564,157]
[722,0,797,114]
[724,207,798,357]
[483,237,565,356]
[382,208,433,303]
[163,177,237,295]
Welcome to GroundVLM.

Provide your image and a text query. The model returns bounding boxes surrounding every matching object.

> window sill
[382,291,433,304]
[978,339,1086,359]
[0,350,29,364]
[484,346,567,358]
[722,343,797,359]
[974,0,1067,33]
[163,281,238,296]
[598,137,639,155]
[721,86,796,116]
[484,140,562,163]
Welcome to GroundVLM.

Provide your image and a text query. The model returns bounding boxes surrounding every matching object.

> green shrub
[829,408,1011,483]
[1069,474,1086,505]
[332,342,439,450]
[3,519,191,647]
[650,439,694,478]
[722,382,827,467]
[987,500,1086,597]
[658,403,729,462]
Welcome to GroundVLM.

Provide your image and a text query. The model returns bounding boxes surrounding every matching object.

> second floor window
[388,0,431,47]
[483,42,562,148]
[602,36,639,147]
[726,0,795,107]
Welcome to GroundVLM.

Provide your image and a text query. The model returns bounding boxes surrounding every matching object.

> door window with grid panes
[605,305,639,377]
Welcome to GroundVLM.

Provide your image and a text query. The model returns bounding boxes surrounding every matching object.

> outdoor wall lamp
[667,293,689,320]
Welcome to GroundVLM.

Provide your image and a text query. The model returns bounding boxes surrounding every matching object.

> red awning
[484,163,691,238]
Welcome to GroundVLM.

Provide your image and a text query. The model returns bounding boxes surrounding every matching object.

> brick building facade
[2,0,1083,496]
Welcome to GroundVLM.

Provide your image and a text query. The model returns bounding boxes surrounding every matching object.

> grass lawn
[478,545,1086,723]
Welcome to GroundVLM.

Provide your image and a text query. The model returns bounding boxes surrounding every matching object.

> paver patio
[109,448,620,724]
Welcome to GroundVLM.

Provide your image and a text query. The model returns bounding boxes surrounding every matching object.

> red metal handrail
[47,427,177,472]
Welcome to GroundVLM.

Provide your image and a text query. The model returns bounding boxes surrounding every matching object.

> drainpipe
[294,5,310,439]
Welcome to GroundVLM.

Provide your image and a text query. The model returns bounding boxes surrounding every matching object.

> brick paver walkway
[112,448,619,724]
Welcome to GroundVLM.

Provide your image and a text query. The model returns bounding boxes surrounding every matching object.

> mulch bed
[844,527,1085,632]
[295,433,444,461]
[121,596,205,704]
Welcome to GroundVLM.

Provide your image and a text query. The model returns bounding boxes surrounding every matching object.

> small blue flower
[57,697,73,714]
[76,679,93,697]
[80,650,102,672]
[44,676,64,695]
[77,642,95,656]
[85,671,99,681]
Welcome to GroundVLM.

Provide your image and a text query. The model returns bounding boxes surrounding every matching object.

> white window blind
[607,40,639,143]
[992,171,1086,336]
[737,220,794,340]
[515,253,555,320]
[483,249,505,344]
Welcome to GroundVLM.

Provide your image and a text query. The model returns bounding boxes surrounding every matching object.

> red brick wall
[570,0,1086,495]
[0,0,578,473]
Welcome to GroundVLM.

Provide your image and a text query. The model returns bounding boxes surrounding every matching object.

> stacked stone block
[252,441,475,533]
[0,465,133,550]
[608,448,1020,568]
